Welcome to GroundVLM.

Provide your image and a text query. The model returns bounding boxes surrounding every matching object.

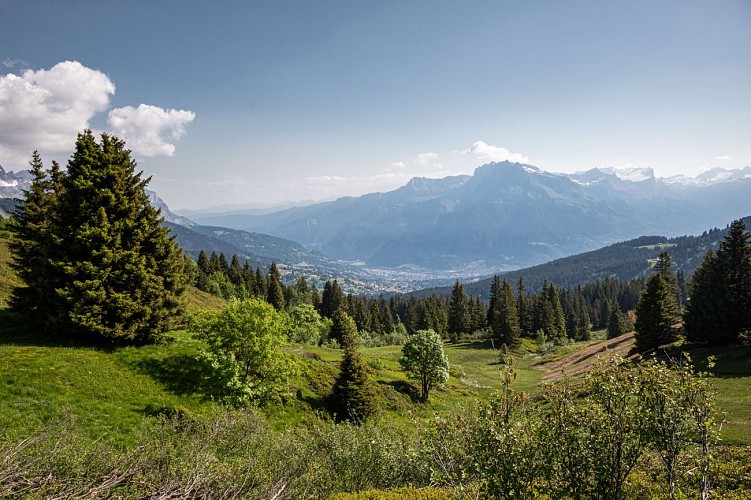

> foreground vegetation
[2,308,751,498]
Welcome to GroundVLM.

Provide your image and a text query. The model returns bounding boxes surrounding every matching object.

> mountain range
[3,161,750,291]
[179,161,751,272]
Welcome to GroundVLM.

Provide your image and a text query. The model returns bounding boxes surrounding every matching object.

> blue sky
[1,1,749,209]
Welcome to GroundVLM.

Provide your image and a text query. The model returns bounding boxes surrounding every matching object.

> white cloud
[0,60,195,168]
[386,161,406,171]
[108,104,195,157]
[0,60,115,166]
[715,155,732,161]
[415,152,440,166]
[461,140,529,163]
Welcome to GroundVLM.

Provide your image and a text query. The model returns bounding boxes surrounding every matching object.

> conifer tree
[209,252,221,274]
[12,132,186,342]
[266,262,286,311]
[378,295,394,334]
[227,254,244,287]
[9,152,59,318]
[320,279,344,319]
[489,279,521,348]
[517,276,531,337]
[655,251,681,310]
[218,252,229,275]
[634,274,681,352]
[447,280,469,342]
[196,250,210,290]
[607,302,628,339]
[242,261,256,296]
[252,266,265,297]
[330,313,378,423]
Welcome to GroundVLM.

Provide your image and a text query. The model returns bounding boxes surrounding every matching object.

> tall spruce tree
[320,279,344,319]
[266,262,286,311]
[634,274,681,352]
[489,279,521,348]
[517,276,531,337]
[607,301,628,339]
[13,132,186,342]
[9,152,60,319]
[447,280,469,342]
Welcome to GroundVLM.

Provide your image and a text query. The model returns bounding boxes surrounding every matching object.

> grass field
[2,304,749,446]
[0,306,549,444]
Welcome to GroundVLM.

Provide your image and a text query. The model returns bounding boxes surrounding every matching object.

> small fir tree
[330,315,378,423]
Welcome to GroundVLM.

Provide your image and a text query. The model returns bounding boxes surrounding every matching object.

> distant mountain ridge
[186,161,751,271]
[413,215,751,300]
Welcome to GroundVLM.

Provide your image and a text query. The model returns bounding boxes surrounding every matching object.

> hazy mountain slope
[194,161,751,271]
[414,215,751,299]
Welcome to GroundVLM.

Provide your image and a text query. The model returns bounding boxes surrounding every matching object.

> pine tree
[447,280,469,342]
[13,132,186,342]
[196,250,211,290]
[266,262,286,311]
[227,254,244,287]
[517,276,530,337]
[218,252,229,275]
[9,152,59,320]
[655,251,681,310]
[489,280,521,348]
[320,279,344,319]
[607,301,628,339]
[209,252,221,275]
[634,274,681,352]
[254,267,266,297]
[545,283,567,342]
[330,313,378,423]
[242,260,256,296]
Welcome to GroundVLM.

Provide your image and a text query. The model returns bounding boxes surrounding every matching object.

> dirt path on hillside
[540,332,637,382]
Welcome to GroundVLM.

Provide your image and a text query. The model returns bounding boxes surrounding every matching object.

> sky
[1,1,749,210]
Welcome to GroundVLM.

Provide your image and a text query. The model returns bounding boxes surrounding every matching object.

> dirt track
[540,332,637,381]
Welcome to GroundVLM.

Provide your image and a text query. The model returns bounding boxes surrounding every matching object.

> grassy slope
[2,304,748,445]
[0,304,546,445]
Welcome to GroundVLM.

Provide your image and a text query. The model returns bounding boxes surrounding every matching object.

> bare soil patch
[540,332,637,382]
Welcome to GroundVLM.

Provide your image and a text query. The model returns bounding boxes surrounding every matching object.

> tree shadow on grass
[0,308,106,349]
[384,380,421,403]
[660,343,751,379]
[132,354,213,397]
[450,339,497,350]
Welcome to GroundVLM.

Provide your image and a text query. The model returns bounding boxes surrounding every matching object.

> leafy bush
[189,298,297,405]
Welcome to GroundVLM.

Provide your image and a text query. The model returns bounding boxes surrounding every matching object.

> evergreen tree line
[192,251,649,346]
[191,250,317,312]
[320,275,646,346]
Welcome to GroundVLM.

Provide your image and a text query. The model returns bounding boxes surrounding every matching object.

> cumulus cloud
[715,155,732,161]
[461,141,529,163]
[0,60,115,166]
[108,104,195,157]
[0,60,194,167]
[386,161,406,171]
[415,152,440,166]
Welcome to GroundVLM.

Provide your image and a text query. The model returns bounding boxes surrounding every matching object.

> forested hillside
[416,215,751,299]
